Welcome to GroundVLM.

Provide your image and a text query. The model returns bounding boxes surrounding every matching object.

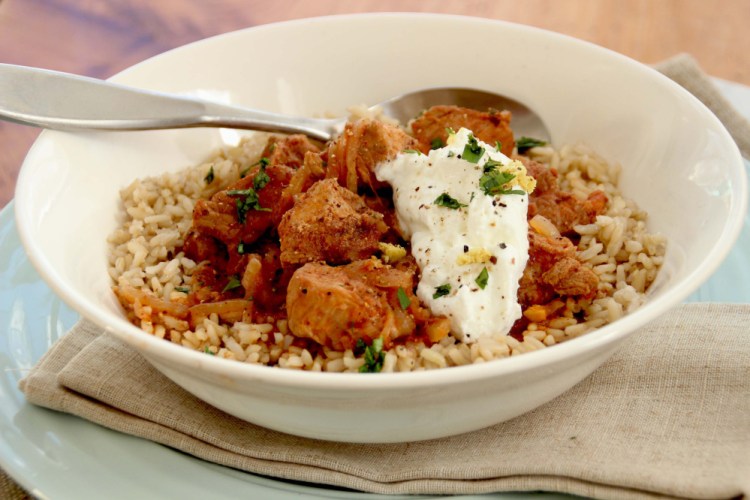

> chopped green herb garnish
[433,283,451,299]
[430,137,445,150]
[516,136,547,153]
[354,338,367,355]
[397,287,411,310]
[204,346,215,355]
[241,156,270,180]
[237,242,249,255]
[253,159,271,191]
[204,166,215,184]
[479,166,525,196]
[359,337,385,373]
[445,127,456,135]
[434,192,467,209]
[175,286,190,294]
[222,275,243,293]
[226,188,271,223]
[268,142,276,153]
[475,267,489,289]
[480,168,514,193]
[495,140,503,151]
[483,158,505,172]
[461,134,485,164]
[403,149,423,155]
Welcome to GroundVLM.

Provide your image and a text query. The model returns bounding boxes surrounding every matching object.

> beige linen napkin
[655,54,750,158]
[19,304,750,499]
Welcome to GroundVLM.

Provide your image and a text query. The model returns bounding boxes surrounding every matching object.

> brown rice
[108,132,666,372]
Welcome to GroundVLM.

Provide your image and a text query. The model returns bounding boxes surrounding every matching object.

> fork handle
[0,63,338,140]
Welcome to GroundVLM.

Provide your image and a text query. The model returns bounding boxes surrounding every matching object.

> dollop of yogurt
[375,128,534,342]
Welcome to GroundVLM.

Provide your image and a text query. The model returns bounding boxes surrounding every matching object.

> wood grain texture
[1,0,749,208]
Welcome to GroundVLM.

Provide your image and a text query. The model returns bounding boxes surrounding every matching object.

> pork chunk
[529,189,608,236]
[518,157,608,235]
[542,258,599,296]
[278,178,388,266]
[517,156,559,194]
[286,259,417,350]
[518,230,599,306]
[326,118,419,193]
[410,105,515,157]
[183,228,225,264]
[262,134,322,169]
[192,163,294,247]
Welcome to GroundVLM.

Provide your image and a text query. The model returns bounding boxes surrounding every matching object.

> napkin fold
[19,304,750,499]
[654,54,750,158]
[15,54,750,500]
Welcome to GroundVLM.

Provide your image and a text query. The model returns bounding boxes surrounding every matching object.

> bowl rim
[15,12,749,391]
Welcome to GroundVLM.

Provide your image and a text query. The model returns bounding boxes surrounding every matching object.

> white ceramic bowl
[15,14,747,443]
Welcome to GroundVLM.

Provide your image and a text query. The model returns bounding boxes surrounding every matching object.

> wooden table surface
[1,0,749,210]
[0,1,748,496]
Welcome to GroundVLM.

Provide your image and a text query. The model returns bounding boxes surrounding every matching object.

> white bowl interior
[14,14,746,408]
